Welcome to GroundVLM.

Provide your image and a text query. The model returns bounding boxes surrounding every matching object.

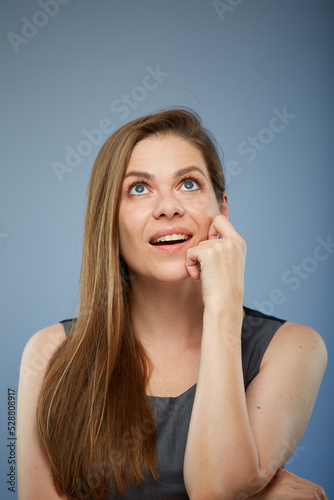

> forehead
[126,134,206,173]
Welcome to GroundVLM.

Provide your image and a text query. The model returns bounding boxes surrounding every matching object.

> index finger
[208,215,242,240]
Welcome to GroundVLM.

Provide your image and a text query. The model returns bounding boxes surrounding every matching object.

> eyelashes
[126,175,204,196]
[128,182,149,195]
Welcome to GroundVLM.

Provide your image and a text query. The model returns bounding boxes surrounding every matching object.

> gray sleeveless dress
[60,306,285,500]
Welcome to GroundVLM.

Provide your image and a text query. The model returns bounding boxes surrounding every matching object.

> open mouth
[150,234,192,246]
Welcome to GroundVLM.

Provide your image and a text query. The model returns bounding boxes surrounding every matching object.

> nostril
[154,210,183,219]
[152,201,185,220]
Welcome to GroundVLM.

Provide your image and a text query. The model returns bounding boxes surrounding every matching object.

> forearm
[184,307,265,499]
[243,468,328,500]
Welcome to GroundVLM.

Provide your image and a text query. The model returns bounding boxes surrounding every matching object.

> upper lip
[149,227,193,243]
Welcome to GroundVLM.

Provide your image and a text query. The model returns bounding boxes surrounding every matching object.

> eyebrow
[124,166,208,181]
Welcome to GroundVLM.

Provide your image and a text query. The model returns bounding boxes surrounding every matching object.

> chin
[127,259,194,285]
[148,263,191,283]
[156,273,190,283]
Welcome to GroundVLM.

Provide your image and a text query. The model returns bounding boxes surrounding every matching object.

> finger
[208,214,242,241]
[185,251,201,280]
[207,218,221,240]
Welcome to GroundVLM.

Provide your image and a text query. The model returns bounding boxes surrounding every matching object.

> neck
[130,277,204,349]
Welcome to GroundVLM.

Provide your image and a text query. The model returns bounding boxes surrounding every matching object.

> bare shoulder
[261,320,327,373]
[19,323,68,396]
[24,322,67,351]
[17,324,69,499]
[21,323,67,369]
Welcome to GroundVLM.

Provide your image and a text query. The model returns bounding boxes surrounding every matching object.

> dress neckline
[146,383,197,401]
[145,308,249,401]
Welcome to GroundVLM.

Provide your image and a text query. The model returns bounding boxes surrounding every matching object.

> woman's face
[118,134,228,283]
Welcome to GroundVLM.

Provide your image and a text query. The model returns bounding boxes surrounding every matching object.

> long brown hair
[37,108,226,499]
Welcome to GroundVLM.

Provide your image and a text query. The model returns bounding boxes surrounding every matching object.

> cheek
[118,208,134,254]
[190,199,221,238]
[191,197,221,219]
[118,205,148,249]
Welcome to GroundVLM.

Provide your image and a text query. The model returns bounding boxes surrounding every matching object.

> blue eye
[129,183,148,195]
[181,179,199,191]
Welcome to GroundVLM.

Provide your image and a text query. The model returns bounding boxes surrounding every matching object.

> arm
[183,215,327,500]
[245,320,327,488]
[248,468,327,499]
[17,324,68,500]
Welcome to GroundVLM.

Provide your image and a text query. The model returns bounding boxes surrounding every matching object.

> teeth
[151,233,190,244]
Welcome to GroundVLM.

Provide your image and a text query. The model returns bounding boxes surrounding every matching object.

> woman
[17,108,327,499]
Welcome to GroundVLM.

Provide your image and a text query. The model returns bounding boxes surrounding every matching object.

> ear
[219,192,229,218]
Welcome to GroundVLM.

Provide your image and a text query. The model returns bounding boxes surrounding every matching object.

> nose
[152,191,185,219]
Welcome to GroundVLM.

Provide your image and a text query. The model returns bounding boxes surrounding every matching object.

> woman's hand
[248,468,327,499]
[185,214,246,312]
[184,215,327,500]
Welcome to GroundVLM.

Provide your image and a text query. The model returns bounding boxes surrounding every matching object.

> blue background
[1,1,333,498]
